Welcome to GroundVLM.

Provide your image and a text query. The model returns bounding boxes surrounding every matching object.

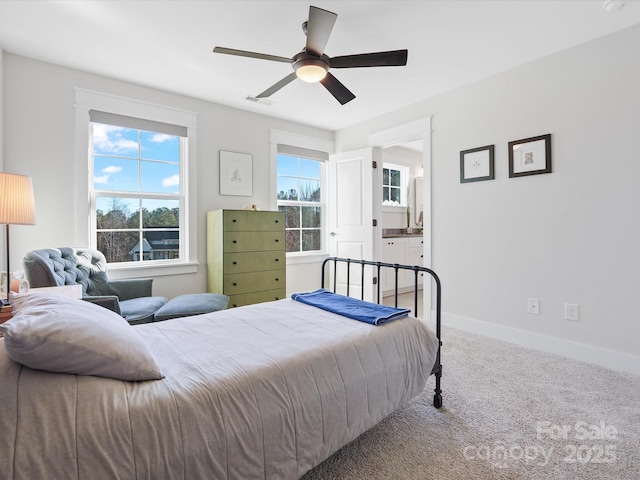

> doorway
[379,140,425,314]
[369,118,432,317]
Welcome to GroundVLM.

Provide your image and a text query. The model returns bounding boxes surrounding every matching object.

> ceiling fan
[213,5,408,105]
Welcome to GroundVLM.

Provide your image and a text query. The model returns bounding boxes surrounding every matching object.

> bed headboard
[321,257,440,317]
[321,256,443,408]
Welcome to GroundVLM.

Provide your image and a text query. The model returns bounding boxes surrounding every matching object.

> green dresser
[207,209,286,308]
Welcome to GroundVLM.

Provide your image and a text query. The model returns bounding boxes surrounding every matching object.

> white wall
[2,53,332,298]
[336,25,640,373]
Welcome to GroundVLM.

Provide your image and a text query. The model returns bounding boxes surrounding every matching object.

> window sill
[286,252,330,265]
[382,205,408,213]
[107,261,199,280]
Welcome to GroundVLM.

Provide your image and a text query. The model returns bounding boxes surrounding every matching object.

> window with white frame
[89,110,186,264]
[276,144,327,254]
[382,162,409,207]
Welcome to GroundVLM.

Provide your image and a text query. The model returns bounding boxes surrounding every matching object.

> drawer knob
[275,239,279,242]
[233,240,237,244]
[275,297,280,300]
[275,258,279,262]
[275,219,279,223]
[233,282,237,286]
[232,304,238,308]
[233,261,237,265]
[232,219,237,223]
[275,278,279,281]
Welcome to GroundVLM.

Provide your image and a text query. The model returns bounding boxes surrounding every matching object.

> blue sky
[92,123,180,214]
[277,154,320,200]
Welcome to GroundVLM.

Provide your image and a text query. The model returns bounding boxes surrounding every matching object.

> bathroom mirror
[414,176,424,226]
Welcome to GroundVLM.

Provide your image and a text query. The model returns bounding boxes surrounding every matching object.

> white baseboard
[429,312,640,377]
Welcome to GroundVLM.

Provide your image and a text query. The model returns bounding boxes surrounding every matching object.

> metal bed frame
[321,256,443,409]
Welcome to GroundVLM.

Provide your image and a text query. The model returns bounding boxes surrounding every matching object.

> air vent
[245,96,274,106]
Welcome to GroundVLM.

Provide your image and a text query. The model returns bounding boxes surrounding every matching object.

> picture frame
[219,150,253,196]
[508,134,552,178]
[460,145,495,183]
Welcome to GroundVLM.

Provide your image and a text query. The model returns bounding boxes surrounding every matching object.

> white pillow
[0,292,163,381]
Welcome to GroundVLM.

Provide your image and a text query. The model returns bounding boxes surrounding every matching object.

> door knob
[329,232,337,237]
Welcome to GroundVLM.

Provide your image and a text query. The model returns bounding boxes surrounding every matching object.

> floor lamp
[0,173,36,306]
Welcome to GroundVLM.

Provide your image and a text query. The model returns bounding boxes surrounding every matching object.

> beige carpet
[302,325,640,479]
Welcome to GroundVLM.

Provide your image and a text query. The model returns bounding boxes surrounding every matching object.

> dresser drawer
[224,251,285,274]
[228,289,286,308]
[223,210,284,232]
[224,270,285,295]
[223,231,285,253]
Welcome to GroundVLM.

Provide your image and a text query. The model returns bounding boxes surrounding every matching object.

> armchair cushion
[153,293,229,322]
[121,296,167,325]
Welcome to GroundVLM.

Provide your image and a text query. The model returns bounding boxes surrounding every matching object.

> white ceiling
[1,1,639,132]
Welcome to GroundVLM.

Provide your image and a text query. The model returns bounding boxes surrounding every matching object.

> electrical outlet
[565,303,579,321]
[527,298,540,315]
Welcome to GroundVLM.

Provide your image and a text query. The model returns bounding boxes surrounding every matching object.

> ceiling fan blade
[213,46,291,63]
[256,72,298,98]
[305,6,337,57]
[320,72,355,105]
[330,49,408,68]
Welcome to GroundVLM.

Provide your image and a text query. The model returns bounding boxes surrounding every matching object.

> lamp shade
[0,173,36,225]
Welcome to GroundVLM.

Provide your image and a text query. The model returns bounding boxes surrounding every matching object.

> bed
[0,257,442,480]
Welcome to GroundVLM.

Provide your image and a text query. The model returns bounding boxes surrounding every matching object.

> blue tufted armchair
[23,247,167,325]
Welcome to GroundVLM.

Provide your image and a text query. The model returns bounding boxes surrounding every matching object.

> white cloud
[149,133,175,143]
[162,174,180,187]
[93,123,138,154]
[93,165,122,185]
[94,174,110,184]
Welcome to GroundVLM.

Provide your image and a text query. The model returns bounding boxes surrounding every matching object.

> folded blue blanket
[291,289,410,325]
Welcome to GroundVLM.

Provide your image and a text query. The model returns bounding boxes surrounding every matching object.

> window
[383,166,402,205]
[382,162,409,207]
[276,145,327,254]
[90,111,186,264]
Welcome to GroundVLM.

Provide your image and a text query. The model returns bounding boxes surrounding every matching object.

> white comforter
[0,298,439,480]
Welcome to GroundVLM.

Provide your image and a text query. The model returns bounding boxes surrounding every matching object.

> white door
[327,148,380,301]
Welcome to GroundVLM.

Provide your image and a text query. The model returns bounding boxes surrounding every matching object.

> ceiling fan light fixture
[293,54,329,82]
[296,64,327,82]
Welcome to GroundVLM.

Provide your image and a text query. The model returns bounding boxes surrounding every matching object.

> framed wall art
[220,150,253,196]
[460,145,495,183]
[508,134,552,178]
